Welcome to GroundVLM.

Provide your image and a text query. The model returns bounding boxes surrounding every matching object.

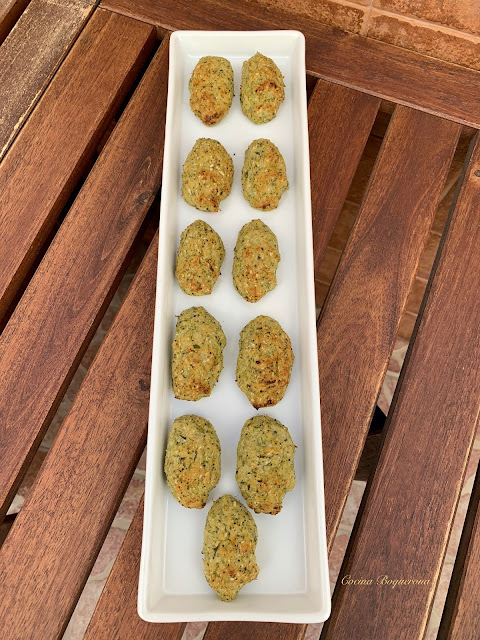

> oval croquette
[242,139,288,211]
[182,138,234,213]
[232,219,280,302]
[172,307,226,401]
[236,315,293,408]
[189,56,234,126]
[165,415,221,509]
[241,52,284,124]
[236,415,295,515]
[203,495,259,601]
[176,220,225,296]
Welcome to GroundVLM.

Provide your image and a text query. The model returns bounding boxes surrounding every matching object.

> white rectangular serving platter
[138,30,331,623]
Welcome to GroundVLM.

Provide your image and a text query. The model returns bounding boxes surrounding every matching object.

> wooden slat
[321,134,480,640]
[101,0,480,128]
[318,107,460,549]
[85,497,186,640]
[309,80,379,274]
[0,236,159,639]
[0,0,30,44]
[438,457,480,640]
[0,38,169,523]
[0,9,155,321]
[0,0,94,159]
[204,623,306,640]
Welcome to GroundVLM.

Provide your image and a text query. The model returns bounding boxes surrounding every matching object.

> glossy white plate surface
[138,30,330,623]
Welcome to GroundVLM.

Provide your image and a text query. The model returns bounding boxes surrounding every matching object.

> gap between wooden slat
[0,0,31,44]
[309,80,380,276]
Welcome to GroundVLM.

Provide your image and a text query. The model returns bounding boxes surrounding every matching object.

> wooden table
[0,1,479,639]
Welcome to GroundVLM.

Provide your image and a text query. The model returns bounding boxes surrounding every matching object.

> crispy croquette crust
[242,139,288,211]
[232,219,280,303]
[189,56,234,126]
[182,138,234,212]
[236,315,293,408]
[172,307,226,401]
[236,415,295,514]
[240,52,284,124]
[176,220,225,296]
[203,495,259,601]
[165,415,221,509]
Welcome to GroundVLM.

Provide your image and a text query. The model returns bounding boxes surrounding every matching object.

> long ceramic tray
[138,30,330,623]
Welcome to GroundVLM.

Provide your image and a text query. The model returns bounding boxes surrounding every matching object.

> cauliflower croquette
[182,138,234,212]
[236,315,293,408]
[240,52,284,124]
[165,415,221,509]
[203,495,259,601]
[189,56,234,126]
[242,139,288,210]
[172,307,226,401]
[176,220,225,296]
[236,415,295,515]
[233,219,280,303]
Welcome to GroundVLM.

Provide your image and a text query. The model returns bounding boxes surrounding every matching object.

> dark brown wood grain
[438,456,480,640]
[309,80,379,275]
[85,496,186,640]
[0,0,94,159]
[204,622,306,640]
[100,0,480,128]
[321,135,480,640]
[318,107,460,549]
[0,235,158,639]
[0,9,155,321]
[0,38,169,523]
[0,0,30,44]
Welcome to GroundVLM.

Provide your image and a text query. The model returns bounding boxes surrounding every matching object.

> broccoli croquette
[176,220,225,296]
[242,139,288,210]
[241,52,284,124]
[189,56,234,126]
[182,138,234,212]
[233,219,280,302]
[203,495,259,601]
[165,415,221,509]
[172,307,226,401]
[236,315,293,408]
[236,415,295,514]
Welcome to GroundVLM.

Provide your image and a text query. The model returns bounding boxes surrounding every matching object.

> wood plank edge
[437,450,480,639]
[99,1,480,129]
[0,0,31,45]
[0,1,96,162]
